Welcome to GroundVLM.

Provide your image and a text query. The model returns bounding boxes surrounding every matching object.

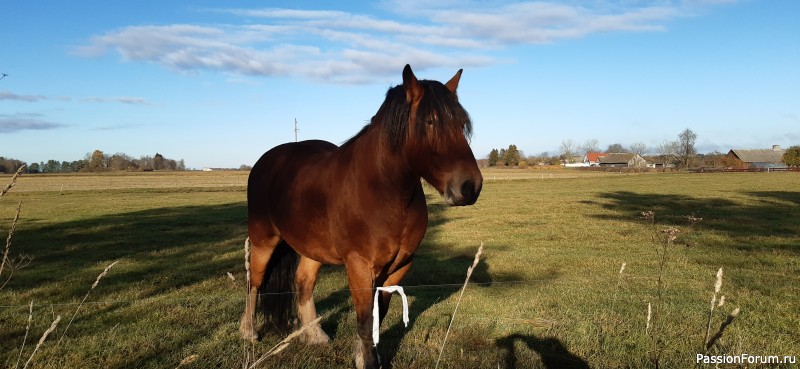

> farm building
[584,152,608,166]
[598,153,648,168]
[726,145,787,169]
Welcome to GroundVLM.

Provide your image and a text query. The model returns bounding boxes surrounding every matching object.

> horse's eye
[426,112,438,126]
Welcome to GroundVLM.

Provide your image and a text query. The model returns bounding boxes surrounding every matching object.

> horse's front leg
[345,258,380,369]
[378,259,414,324]
[295,256,330,344]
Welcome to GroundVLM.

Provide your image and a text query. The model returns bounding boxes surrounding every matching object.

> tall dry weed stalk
[15,300,34,368]
[0,165,25,199]
[705,308,740,351]
[702,267,740,351]
[242,237,255,369]
[600,262,627,357]
[2,166,29,290]
[435,242,483,369]
[704,268,724,348]
[245,316,323,369]
[58,260,119,345]
[639,211,681,368]
[1,201,24,290]
[22,315,61,369]
[609,262,626,315]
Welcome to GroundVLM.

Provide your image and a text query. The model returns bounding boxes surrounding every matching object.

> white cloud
[81,96,150,105]
[0,114,65,133]
[1,90,148,105]
[76,1,731,84]
[0,91,48,102]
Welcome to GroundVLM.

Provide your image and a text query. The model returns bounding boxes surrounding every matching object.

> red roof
[586,152,608,162]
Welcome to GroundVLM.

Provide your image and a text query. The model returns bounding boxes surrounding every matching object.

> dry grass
[0,170,798,368]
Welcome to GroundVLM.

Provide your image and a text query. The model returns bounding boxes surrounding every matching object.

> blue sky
[2,0,798,168]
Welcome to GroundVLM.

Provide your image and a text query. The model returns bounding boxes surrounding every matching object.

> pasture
[1,170,798,368]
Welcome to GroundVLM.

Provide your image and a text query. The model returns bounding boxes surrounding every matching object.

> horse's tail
[259,240,299,332]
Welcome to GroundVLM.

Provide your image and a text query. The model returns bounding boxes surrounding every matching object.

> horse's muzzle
[445,178,482,206]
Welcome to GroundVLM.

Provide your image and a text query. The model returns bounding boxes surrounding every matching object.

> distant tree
[108,153,137,171]
[88,150,106,171]
[28,162,41,173]
[505,144,521,166]
[656,140,679,166]
[64,159,87,173]
[488,149,499,167]
[783,146,800,167]
[42,159,61,173]
[559,139,575,162]
[606,143,626,153]
[0,157,26,174]
[498,148,507,166]
[580,139,600,156]
[697,151,727,168]
[153,153,165,171]
[177,159,186,171]
[239,164,253,171]
[630,142,648,156]
[677,128,697,169]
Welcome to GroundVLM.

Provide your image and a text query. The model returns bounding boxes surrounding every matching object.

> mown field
[1,170,798,368]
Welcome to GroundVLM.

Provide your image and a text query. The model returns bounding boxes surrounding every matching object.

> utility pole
[294,118,299,142]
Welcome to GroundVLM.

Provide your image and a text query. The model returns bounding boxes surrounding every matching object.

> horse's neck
[338,124,418,191]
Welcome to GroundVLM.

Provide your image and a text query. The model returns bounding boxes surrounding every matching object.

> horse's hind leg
[240,224,280,342]
[295,256,330,344]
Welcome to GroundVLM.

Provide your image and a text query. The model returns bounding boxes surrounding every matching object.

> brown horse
[240,65,482,369]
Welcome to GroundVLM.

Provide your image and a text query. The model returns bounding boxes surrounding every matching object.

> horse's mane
[343,80,472,152]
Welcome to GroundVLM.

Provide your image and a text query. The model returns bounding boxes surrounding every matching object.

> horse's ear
[445,69,463,94]
[403,64,422,103]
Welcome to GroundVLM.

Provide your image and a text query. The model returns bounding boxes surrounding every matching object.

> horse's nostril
[461,180,475,199]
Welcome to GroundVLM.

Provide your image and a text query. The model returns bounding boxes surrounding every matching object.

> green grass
[1,171,798,368]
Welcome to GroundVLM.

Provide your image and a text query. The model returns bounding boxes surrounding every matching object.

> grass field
[1,170,798,368]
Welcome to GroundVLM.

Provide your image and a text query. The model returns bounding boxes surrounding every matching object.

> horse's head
[387,65,483,206]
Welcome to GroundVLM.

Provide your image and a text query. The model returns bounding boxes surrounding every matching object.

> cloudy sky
[2,0,798,168]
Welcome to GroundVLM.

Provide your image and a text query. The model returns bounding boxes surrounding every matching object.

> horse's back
[247,140,341,261]
[249,139,337,188]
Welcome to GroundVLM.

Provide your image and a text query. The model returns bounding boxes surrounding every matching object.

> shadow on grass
[581,190,800,252]
[3,190,531,368]
[496,334,591,369]
[7,202,248,298]
[0,202,249,366]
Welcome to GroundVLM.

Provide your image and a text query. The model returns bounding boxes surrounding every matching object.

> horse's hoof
[239,321,258,342]
[302,328,331,345]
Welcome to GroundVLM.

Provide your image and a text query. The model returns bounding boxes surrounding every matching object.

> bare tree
[630,142,648,156]
[580,139,600,157]
[656,140,679,166]
[677,128,697,169]
[559,139,576,162]
[606,143,627,153]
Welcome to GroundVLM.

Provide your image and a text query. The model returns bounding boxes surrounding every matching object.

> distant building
[598,153,648,168]
[726,145,787,169]
[584,152,608,166]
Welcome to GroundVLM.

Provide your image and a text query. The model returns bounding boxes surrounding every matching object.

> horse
[240,64,482,369]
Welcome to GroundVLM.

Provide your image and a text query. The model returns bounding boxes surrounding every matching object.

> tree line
[0,150,186,174]
[487,128,799,169]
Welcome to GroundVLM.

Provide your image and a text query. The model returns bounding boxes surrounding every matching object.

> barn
[584,152,608,166]
[726,145,787,169]
[598,153,648,168]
